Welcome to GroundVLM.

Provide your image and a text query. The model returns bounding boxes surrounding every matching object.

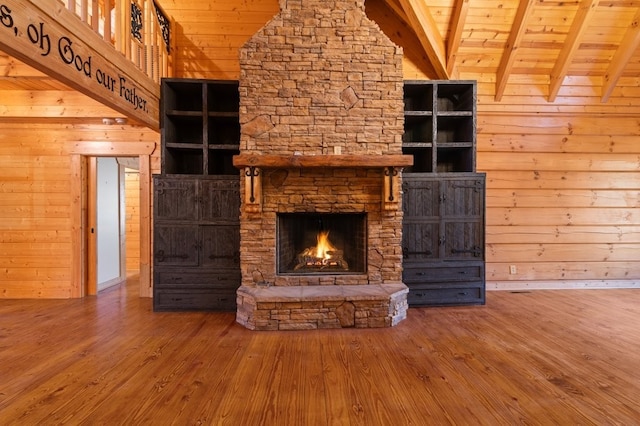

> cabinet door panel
[443,220,483,260]
[442,178,484,217]
[154,225,199,266]
[402,221,439,261]
[402,178,439,217]
[200,179,240,221]
[154,178,198,221]
[201,225,240,268]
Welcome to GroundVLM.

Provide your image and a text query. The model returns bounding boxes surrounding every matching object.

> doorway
[93,157,142,292]
[70,141,155,298]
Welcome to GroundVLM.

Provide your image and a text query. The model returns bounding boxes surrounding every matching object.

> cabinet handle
[155,250,189,262]
[403,247,432,258]
[451,246,481,257]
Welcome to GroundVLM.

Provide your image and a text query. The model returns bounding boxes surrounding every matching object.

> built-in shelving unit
[402,80,486,306]
[153,78,241,311]
[161,79,239,175]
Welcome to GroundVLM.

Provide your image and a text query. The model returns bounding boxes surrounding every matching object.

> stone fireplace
[233,0,412,330]
[277,212,367,275]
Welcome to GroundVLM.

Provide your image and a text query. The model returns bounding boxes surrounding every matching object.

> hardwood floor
[1,277,639,425]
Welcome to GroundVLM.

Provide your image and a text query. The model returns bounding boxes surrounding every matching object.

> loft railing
[60,0,173,83]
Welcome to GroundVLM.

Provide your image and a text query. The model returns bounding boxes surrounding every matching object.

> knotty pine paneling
[160,0,280,79]
[125,169,140,273]
[476,108,640,287]
[0,123,159,299]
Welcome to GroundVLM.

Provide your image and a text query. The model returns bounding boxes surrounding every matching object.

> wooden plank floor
[1,277,639,425]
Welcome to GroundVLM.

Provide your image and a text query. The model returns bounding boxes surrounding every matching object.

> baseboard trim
[487,280,640,291]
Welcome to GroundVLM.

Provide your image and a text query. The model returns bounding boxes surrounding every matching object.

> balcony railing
[60,0,173,83]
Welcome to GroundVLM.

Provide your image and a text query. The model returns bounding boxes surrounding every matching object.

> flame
[315,230,337,261]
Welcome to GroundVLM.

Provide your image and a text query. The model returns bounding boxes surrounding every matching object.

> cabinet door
[402,221,439,262]
[200,225,240,268]
[200,179,240,222]
[443,220,483,260]
[154,225,199,266]
[402,178,439,262]
[154,178,198,221]
[441,178,483,218]
[441,177,484,260]
[403,178,439,217]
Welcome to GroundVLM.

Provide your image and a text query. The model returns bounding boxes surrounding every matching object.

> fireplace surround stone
[234,0,410,329]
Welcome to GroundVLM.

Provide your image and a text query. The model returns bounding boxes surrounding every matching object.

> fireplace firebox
[277,213,367,275]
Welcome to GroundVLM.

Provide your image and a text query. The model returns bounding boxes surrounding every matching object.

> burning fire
[314,230,337,262]
[294,229,348,271]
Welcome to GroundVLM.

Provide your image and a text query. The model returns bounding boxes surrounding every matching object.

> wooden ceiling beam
[380,0,408,23]
[495,0,536,102]
[366,0,439,79]
[396,0,449,80]
[601,7,640,102]
[548,0,598,102]
[446,0,470,77]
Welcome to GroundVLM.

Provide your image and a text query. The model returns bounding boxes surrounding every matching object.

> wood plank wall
[125,169,140,273]
[475,76,640,289]
[0,123,159,298]
[2,0,640,298]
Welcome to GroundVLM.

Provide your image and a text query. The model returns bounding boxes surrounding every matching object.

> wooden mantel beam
[233,154,413,169]
[396,0,449,80]
[601,7,640,102]
[0,0,160,130]
[548,0,598,102]
[495,0,536,102]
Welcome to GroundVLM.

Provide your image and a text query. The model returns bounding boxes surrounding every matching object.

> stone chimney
[239,0,405,156]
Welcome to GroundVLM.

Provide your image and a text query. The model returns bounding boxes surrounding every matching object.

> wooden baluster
[91,0,99,34]
[103,0,112,44]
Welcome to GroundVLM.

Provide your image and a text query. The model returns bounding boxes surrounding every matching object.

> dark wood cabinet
[153,78,241,311]
[402,174,485,306]
[402,81,486,306]
[153,176,240,311]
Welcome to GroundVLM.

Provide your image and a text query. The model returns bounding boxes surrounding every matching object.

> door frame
[69,141,155,297]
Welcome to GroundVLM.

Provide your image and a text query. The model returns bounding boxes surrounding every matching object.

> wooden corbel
[244,166,262,212]
[382,167,400,211]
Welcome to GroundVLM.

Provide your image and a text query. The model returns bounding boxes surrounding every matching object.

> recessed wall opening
[277,213,367,275]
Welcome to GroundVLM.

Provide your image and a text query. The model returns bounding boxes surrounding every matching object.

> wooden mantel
[233,154,414,169]
[234,153,412,213]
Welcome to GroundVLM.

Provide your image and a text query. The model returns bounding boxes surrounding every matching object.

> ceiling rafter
[548,0,598,102]
[601,7,640,102]
[366,0,438,78]
[495,0,536,102]
[380,0,407,22]
[396,0,449,80]
[446,0,470,77]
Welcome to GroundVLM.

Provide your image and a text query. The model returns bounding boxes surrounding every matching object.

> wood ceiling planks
[5,1,640,105]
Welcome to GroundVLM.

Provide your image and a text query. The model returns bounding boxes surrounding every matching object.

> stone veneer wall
[237,0,405,288]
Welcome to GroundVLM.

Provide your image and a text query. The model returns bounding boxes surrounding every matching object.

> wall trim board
[488,280,640,291]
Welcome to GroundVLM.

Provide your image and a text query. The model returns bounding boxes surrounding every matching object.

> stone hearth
[234,0,410,330]
[237,284,408,330]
